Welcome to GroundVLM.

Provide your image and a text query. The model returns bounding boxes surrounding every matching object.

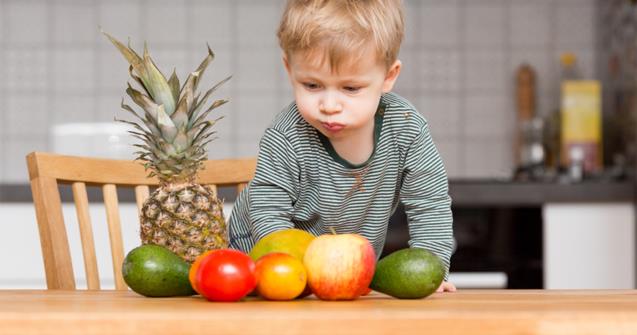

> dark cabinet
[385,204,543,288]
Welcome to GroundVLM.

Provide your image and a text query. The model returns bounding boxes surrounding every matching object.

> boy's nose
[319,93,342,114]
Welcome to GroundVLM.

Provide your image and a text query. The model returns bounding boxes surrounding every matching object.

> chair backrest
[26,151,256,290]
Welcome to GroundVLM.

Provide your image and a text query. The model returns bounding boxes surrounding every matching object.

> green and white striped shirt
[228,92,453,275]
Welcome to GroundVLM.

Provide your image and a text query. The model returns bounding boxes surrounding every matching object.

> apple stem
[329,227,337,235]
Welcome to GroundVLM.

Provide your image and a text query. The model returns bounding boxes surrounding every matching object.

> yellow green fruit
[249,228,315,261]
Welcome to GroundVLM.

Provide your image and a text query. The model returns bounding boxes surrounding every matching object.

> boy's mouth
[322,122,345,132]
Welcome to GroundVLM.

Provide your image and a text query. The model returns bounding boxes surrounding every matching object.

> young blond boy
[229,0,455,292]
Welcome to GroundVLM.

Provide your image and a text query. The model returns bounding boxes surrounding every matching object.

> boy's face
[284,50,401,141]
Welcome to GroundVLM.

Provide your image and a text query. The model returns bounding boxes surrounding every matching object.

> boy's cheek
[294,95,316,113]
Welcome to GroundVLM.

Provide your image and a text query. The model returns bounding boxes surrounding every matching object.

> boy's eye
[344,86,361,93]
[302,82,320,90]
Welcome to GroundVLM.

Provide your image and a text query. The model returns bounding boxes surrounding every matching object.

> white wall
[0,0,599,181]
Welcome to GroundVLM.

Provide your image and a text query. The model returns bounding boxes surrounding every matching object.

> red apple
[303,232,376,300]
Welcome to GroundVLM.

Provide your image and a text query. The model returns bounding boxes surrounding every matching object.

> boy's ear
[382,60,402,93]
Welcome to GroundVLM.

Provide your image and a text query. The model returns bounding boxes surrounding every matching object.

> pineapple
[103,32,231,262]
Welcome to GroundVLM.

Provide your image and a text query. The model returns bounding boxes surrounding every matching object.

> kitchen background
[0,0,601,181]
[1,0,636,290]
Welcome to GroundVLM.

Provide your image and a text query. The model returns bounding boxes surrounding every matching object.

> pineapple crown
[103,31,231,184]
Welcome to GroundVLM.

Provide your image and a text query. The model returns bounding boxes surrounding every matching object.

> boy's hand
[436,281,456,293]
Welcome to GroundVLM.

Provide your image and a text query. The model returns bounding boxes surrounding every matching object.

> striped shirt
[228,92,454,276]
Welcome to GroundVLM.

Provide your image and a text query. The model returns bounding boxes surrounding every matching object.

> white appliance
[51,122,137,159]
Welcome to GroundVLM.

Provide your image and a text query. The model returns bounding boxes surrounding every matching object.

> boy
[229,0,455,292]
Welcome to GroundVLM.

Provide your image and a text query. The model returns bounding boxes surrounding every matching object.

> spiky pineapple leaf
[189,76,232,121]
[120,101,162,137]
[115,117,151,136]
[167,69,180,103]
[129,66,151,97]
[158,140,178,156]
[125,84,162,120]
[142,43,176,115]
[128,130,155,144]
[118,98,143,120]
[190,121,215,144]
[188,99,228,128]
[171,98,189,130]
[155,105,178,142]
[104,30,232,183]
[180,72,198,119]
[181,46,215,97]
[172,129,189,152]
[102,30,148,84]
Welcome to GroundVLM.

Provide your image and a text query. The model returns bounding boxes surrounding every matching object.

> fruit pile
[122,228,445,301]
[105,33,446,302]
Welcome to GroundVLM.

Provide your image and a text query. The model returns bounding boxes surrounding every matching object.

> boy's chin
[316,127,345,139]
[316,129,334,139]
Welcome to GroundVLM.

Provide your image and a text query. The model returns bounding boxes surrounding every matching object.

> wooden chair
[26,151,256,290]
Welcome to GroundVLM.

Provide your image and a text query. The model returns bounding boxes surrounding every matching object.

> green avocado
[122,244,196,297]
[370,248,445,299]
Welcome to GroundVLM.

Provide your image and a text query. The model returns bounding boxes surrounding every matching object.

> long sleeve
[399,122,454,278]
[230,93,453,263]
[247,128,300,241]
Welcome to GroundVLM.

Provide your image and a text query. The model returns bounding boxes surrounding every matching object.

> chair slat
[102,184,126,290]
[134,185,150,217]
[29,175,76,289]
[71,182,100,290]
[208,184,218,198]
[237,183,247,195]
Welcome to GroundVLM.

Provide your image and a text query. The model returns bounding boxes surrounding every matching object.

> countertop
[1,289,635,335]
[0,180,633,206]
[448,179,635,206]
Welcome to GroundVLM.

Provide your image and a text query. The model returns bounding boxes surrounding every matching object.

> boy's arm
[400,122,454,280]
[247,128,299,241]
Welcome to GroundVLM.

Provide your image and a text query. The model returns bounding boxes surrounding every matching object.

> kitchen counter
[449,180,635,206]
[1,290,635,335]
[0,180,633,205]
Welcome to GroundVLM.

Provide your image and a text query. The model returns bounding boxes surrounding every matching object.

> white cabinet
[0,202,232,289]
[0,204,46,288]
[0,203,141,289]
[543,203,635,289]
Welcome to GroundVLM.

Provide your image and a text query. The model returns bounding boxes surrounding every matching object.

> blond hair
[277,0,404,71]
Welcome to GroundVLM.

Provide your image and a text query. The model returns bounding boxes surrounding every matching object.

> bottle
[559,52,603,177]
[544,53,581,177]
[514,64,545,181]
[567,146,584,182]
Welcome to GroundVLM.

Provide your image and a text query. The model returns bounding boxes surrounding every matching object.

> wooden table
[1,290,636,335]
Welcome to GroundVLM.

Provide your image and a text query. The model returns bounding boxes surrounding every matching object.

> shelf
[449,180,635,206]
[0,180,634,205]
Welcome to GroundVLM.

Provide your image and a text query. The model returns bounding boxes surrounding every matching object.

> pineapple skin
[140,183,228,263]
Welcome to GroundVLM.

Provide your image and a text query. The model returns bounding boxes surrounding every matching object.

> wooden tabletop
[1,289,636,335]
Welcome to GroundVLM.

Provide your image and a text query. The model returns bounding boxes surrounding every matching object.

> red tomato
[195,249,257,302]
